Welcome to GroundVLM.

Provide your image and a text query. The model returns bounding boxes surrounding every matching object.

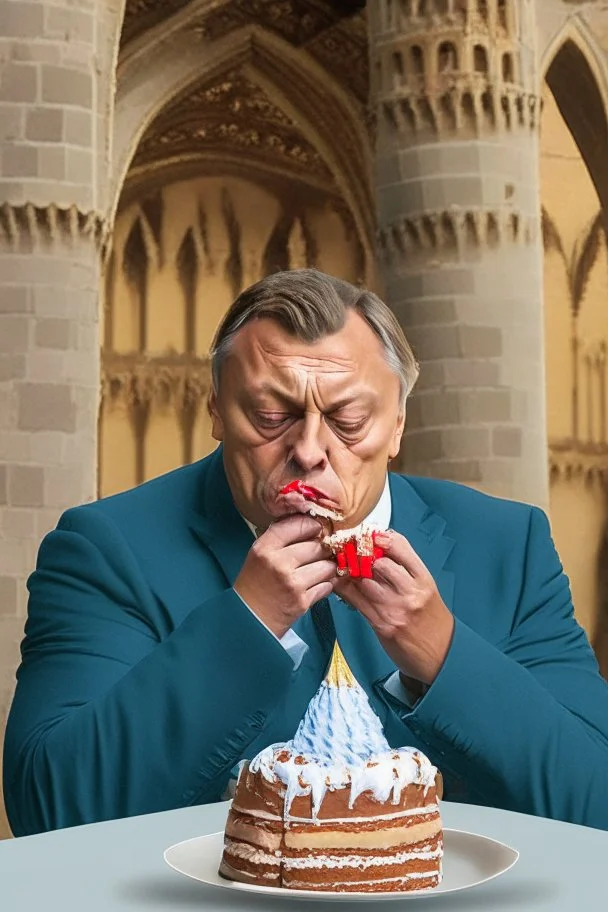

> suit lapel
[387,472,456,611]
[188,445,254,586]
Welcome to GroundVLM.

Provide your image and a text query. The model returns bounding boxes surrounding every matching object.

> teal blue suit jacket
[4,445,608,836]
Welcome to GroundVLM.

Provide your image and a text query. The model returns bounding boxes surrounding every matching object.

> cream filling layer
[225,818,282,851]
[231,802,439,825]
[284,818,441,850]
[224,839,442,871]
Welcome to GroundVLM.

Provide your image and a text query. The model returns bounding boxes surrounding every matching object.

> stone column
[369,0,548,508]
[0,0,120,835]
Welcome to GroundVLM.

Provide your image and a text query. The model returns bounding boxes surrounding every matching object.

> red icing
[279,480,323,502]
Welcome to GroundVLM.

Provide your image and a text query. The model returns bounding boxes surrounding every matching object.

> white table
[0,800,606,910]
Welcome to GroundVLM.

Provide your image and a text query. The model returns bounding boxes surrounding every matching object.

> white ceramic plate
[164,829,519,901]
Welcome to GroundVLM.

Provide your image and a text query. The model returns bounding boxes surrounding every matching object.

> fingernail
[374,531,392,547]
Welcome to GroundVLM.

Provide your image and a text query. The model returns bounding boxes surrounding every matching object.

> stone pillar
[0,0,120,835]
[369,0,548,508]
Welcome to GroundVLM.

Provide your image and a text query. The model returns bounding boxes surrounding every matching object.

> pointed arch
[541,17,608,234]
[110,21,374,280]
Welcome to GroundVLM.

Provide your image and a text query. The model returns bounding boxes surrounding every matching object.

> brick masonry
[0,0,121,838]
[369,0,549,510]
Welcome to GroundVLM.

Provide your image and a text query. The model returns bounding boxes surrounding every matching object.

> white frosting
[224,840,281,866]
[248,657,437,821]
[283,845,442,870]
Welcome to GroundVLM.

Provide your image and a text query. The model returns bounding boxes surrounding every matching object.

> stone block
[0,63,37,103]
[412,360,445,390]
[1,144,37,178]
[0,578,18,618]
[64,109,92,147]
[0,287,31,314]
[45,6,94,43]
[26,107,64,142]
[431,459,483,483]
[25,348,66,382]
[406,324,460,360]
[1,1,45,38]
[441,426,491,459]
[458,325,503,358]
[66,147,92,184]
[492,425,522,457]
[38,146,66,180]
[44,465,84,507]
[41,65,92,108]
[418,390,461,426]
[421,268,476,296]
[443,358,501,388]
[0,105,23,142]
[0,316,29,353]
[458,389,512,422]
[17,382,76,432]
[402,428,444,461]
[34,318,73,350]
[8,464,44,507]
[1,508,36,540]
[401,298,458,326]
[0,356,26,382]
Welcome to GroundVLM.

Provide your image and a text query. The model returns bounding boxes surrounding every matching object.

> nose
[288,414,328,475]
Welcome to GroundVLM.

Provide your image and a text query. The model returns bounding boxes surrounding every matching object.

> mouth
[278,480,344,523]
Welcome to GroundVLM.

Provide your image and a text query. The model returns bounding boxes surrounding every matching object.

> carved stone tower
[368,0,548,507]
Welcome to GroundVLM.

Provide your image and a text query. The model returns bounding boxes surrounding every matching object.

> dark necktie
[310,597,335,661]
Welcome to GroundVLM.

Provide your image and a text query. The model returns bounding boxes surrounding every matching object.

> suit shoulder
[60,453,214,534]
[400,474,536,531]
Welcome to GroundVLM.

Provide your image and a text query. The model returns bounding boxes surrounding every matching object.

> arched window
[438,41,458,73]
[411,45,425,76]
[477,0,488,22]
[474,44,489,74]
[502,53,514,82]
[392,51,405,83]
[497,0,508,31]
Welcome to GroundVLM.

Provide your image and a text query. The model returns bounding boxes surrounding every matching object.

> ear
[207,389,224,442]
[388,405,406,460]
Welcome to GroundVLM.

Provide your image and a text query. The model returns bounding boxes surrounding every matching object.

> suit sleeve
[2,507,293,836]
[387,506,608,829]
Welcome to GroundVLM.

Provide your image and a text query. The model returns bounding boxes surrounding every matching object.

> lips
[279,480,331,503]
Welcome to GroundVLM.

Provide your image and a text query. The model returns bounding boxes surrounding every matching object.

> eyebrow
[249,385,374,411]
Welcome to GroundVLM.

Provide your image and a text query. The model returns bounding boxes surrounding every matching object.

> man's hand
[332,531,454,686]
[233,515,337,638]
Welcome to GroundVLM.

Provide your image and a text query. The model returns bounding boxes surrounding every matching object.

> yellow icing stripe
[325,641,357,688]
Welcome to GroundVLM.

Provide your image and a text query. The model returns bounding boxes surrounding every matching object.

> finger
[371,556,409,593]
[294,559,339,590]
[265,513,324,546]
[307,579,334,605]
[374,530,429,579]
[283,539,329,567]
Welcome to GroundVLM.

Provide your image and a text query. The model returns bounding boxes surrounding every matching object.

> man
[4,269,608,836]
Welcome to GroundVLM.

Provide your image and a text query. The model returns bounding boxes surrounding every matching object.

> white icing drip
[249,744,437,821]
[283,846,443,870]
[224,840,281,866]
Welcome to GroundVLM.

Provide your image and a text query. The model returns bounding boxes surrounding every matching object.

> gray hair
[209,269,419,406]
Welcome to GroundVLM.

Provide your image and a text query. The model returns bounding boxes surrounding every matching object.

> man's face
[208,310,405,530]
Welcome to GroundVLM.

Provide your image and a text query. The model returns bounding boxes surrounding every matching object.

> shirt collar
[241,474,391,539]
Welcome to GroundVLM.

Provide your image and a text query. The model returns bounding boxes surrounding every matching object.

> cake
[218,643,443,893]
[278,480,385,578]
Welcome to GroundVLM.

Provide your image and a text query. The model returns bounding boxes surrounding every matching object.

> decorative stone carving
[375,0,539,143]
[132,70,337,190]
[120,0,192,47]
[101,352,212,413]
[0,202,106,251]
[378,208,535,264]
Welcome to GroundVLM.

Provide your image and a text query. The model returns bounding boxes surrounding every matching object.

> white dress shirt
[237,475,417,708]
